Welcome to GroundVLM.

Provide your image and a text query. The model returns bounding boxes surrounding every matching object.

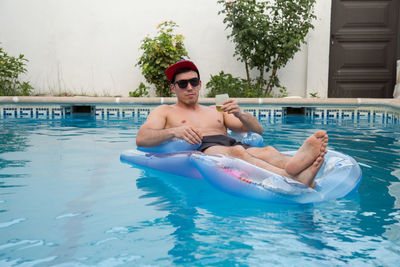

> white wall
[306,0,332,98]
[0,0,331,97]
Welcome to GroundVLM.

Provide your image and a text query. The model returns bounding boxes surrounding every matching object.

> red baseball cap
[165,60,199,83]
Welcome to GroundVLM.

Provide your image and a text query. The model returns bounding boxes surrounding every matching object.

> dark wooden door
[329,0,400,98]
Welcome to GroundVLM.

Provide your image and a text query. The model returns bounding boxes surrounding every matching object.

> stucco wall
[306,0,332,98]
[0,0,331,97]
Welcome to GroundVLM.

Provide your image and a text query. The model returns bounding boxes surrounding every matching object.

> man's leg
[204,145,290,177]
[246,146,292,169]
[246,130,328,176]
[203,145,324,188]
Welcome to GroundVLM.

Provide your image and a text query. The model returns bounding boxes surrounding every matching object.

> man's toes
[314,156,325,167]
[314,130,326,139]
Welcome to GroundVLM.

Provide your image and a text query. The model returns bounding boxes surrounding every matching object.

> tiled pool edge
[0,97,399,123]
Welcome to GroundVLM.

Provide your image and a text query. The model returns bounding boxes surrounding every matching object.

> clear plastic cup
[215,94,229,112]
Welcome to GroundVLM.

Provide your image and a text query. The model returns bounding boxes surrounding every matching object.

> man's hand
[222,98,263,135]
[221,99,243,118]
[174,125,203,144]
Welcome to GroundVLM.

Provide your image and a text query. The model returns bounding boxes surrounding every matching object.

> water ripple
[0,218,26,228]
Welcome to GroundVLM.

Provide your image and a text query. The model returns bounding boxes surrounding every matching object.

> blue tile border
[0,103,399,124]
[305,107,399,124]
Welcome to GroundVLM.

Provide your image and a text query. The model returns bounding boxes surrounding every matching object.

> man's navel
[181,120,186,124]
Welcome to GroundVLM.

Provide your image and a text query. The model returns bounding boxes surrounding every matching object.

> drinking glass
[215,94,229,112]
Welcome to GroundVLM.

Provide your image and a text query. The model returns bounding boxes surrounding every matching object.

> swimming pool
[0,112,400,266]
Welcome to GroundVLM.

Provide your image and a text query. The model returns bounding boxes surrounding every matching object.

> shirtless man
[136,60,328,188]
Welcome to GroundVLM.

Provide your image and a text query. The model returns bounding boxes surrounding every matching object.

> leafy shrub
[0,46,33,96]
[206,71,263,97]
[129,82,150,97]
[218,0,316,95]
[206,71,288,98]
[136,21,189,97]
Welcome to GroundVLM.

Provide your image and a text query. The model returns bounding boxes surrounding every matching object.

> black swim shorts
[197,135,251,152]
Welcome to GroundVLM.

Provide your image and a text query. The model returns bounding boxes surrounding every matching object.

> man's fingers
[222,99,239,111]
[183,135,196,144]
[184,134,201,145]
[184,128,202,144]
[191,128,203,142]
[223,103,240,115]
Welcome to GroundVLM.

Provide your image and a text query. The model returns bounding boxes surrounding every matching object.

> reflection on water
[0,121,31,191]
[136,170,202,264]
[0,127,30,154]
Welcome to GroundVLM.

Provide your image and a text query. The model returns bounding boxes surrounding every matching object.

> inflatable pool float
[121,149,204,179]
[190,150,362,204]
[120,132,263,180]
[120,133,362,204]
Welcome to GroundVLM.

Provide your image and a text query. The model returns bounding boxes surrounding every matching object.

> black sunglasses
[173,78,200,89]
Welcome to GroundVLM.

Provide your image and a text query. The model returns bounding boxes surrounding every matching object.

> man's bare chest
[166,110,224,129]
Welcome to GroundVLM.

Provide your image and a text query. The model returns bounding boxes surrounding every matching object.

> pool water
[0,115,400,266]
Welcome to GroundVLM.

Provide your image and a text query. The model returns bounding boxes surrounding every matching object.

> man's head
[165,60,200,83]
[165,60,201,105]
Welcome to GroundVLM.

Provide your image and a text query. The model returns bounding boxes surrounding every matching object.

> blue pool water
[0,115,400,266]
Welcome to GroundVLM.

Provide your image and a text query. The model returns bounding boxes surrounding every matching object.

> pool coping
[1,96,400,109]
[1,96,399,123]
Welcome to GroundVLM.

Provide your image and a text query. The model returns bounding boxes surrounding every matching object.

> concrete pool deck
[0,96,399,107]
[1,96,399,121]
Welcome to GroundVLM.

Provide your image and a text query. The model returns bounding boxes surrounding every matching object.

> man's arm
[221,99,263,134]
[136,105,172,147]
[136,105,202,147]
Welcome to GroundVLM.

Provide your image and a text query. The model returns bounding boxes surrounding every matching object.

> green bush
[206,71,288,98]
[129,82,150,97]
[0,46,33,96]
[206,71,263,97]
[218,0,316,95]
[136,21,189,97]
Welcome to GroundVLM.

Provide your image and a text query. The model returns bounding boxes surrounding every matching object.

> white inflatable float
[120,133,362,204]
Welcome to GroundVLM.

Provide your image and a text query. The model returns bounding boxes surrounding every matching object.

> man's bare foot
[292,154,325,188]
[285,130,328,176]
